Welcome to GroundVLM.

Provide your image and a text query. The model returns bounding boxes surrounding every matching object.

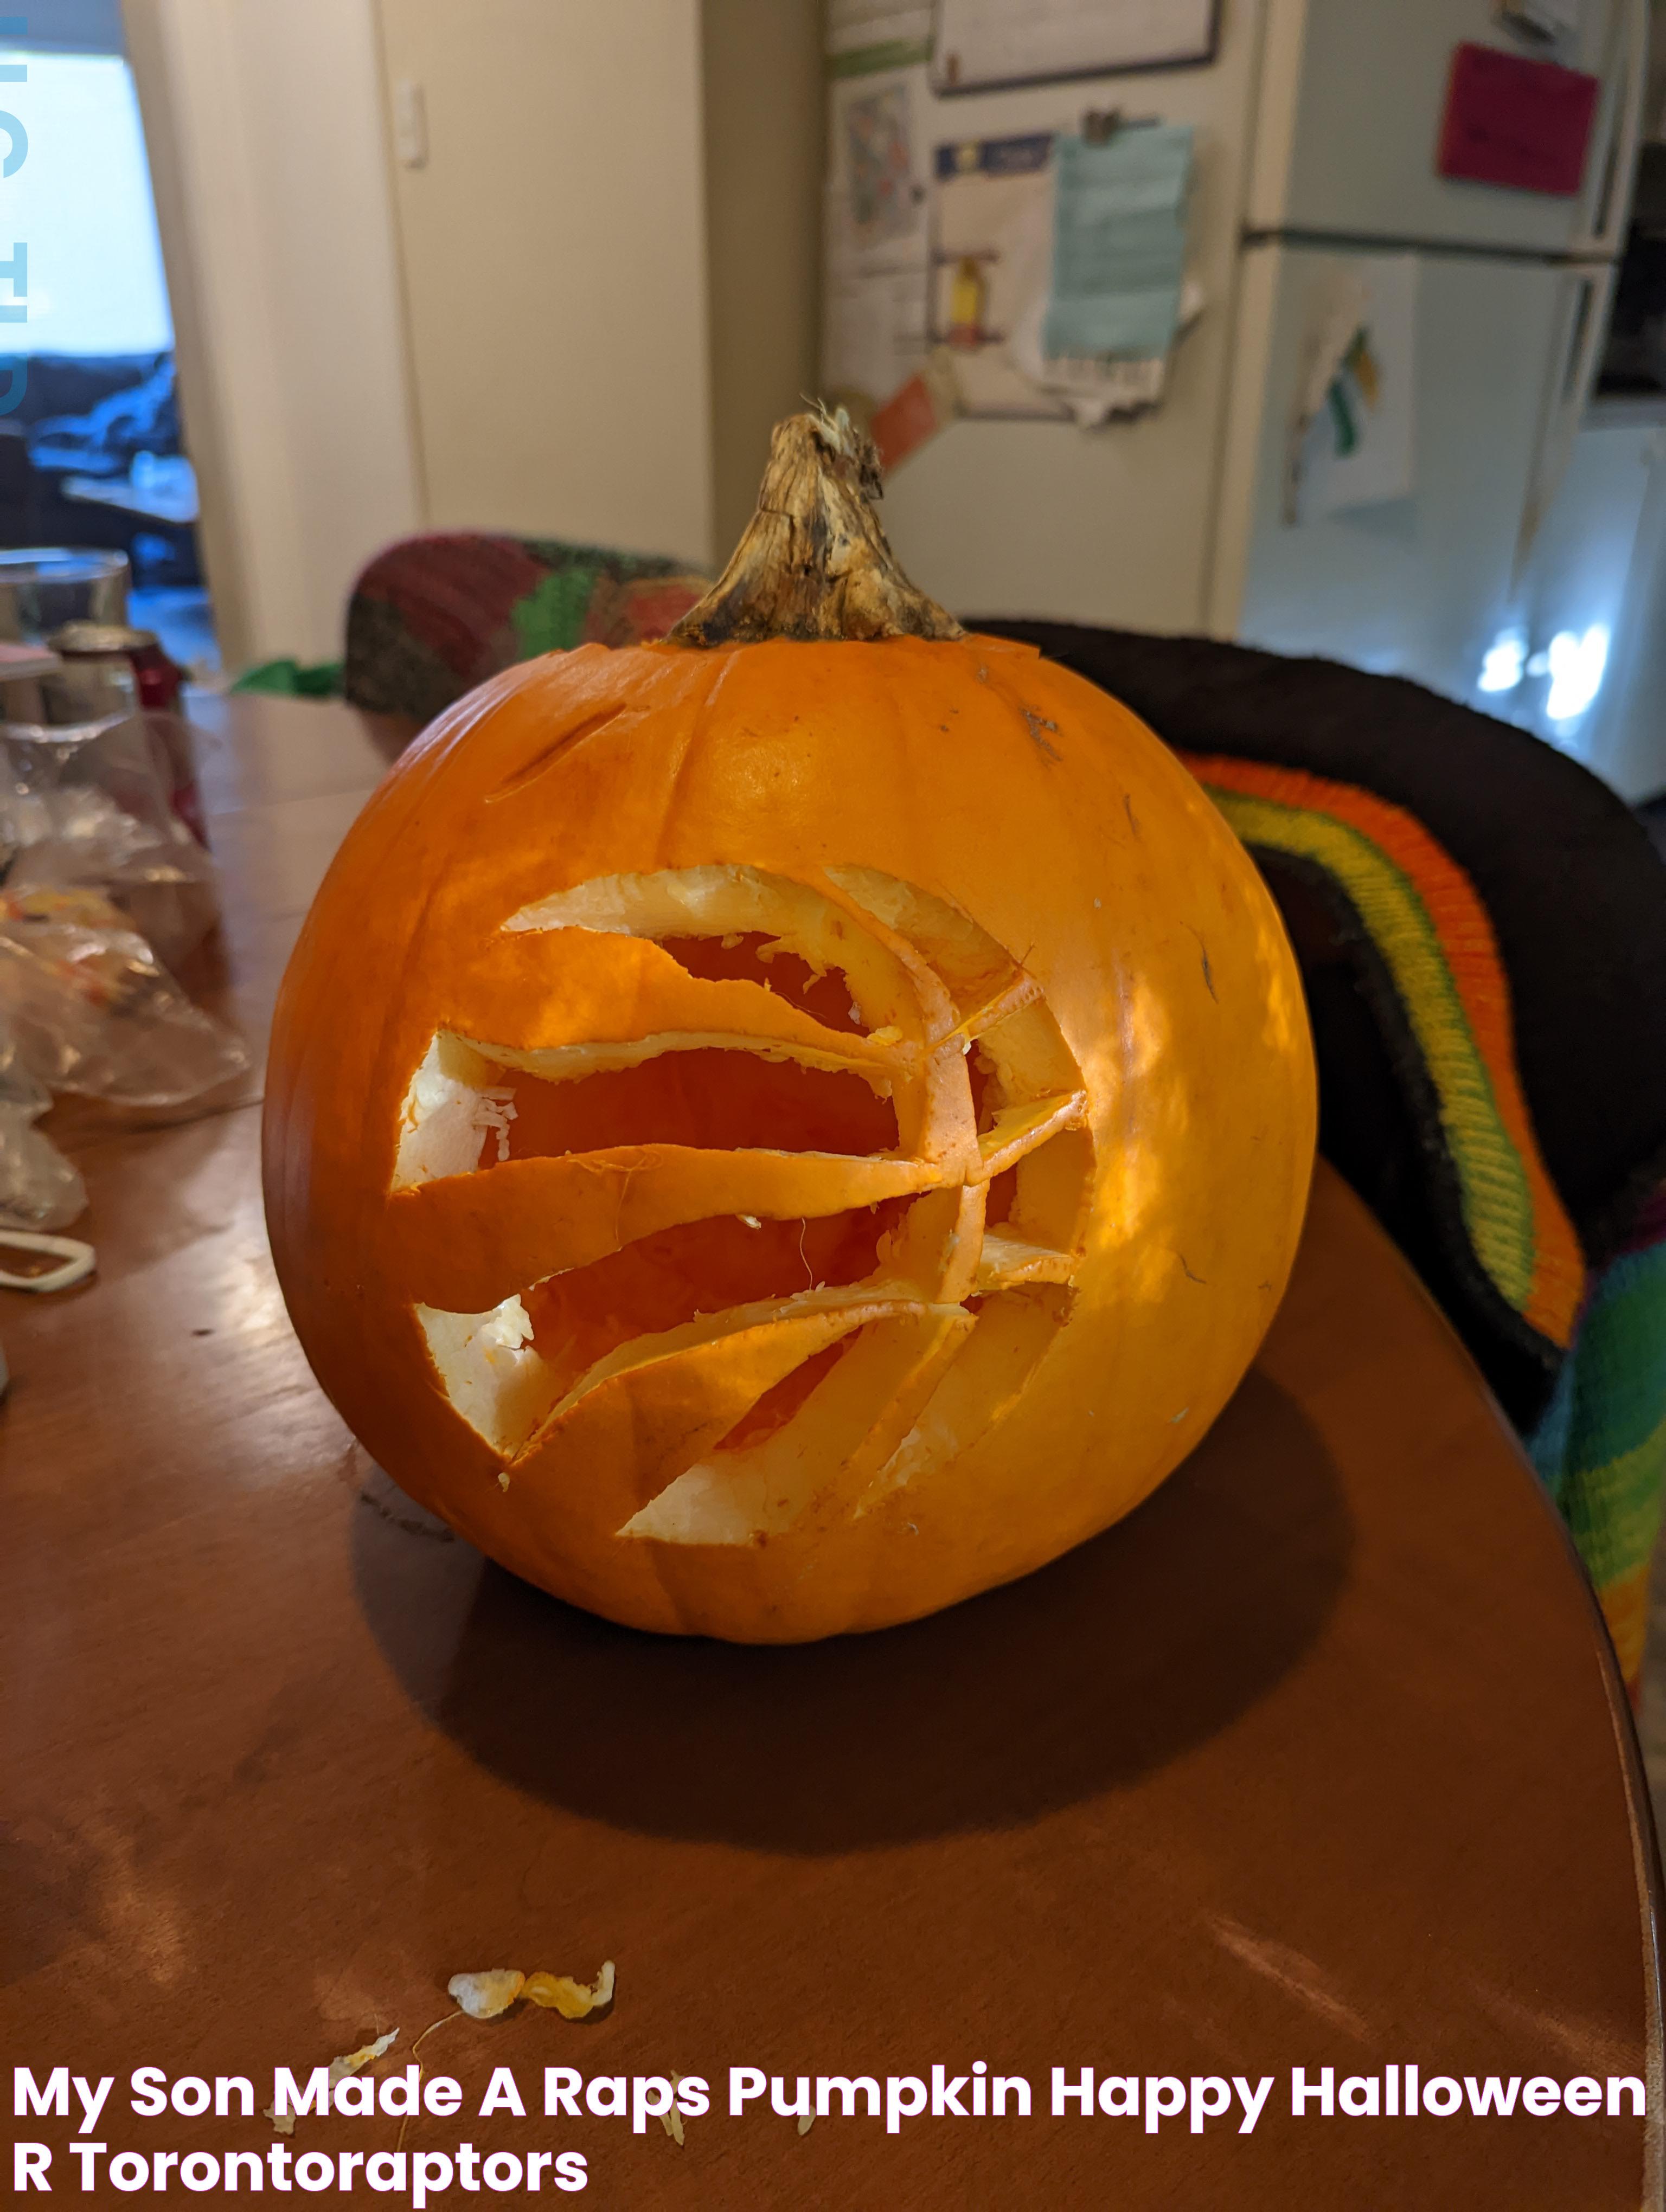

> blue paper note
[1043,124,1194,362]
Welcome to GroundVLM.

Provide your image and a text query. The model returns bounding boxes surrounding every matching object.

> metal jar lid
[45,620,162,657]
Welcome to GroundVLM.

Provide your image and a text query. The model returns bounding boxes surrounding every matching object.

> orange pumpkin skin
[262,631,1315,1641]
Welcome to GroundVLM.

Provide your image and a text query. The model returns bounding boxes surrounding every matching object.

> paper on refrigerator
[1043,125,1194,361]
[822,21,937,448]
[823,30,1204,457]
[1014,275,1205,426]
[931,0,1217,94]
[931,132,1071,419]
[1287,256,1419,523]
[827,0,933,69]
[936,121,1197,428]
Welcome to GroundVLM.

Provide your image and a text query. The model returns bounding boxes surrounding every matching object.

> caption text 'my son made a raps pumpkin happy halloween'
[262,410,1316,1643]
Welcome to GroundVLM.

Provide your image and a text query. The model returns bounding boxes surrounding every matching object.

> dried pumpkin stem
[669,406,963,647]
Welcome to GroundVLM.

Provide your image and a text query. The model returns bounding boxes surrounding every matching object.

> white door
[1213,241,1613,708]
[376,0,715,565]
[1251,0,1648,257]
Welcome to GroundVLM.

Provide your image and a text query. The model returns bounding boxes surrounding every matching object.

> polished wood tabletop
[3,691,1661,2208]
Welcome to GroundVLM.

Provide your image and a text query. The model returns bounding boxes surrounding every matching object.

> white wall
[702,0,824,557]
[121,0,422,668]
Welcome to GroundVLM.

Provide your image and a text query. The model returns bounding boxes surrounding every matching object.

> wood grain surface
[2,693,1660,2208]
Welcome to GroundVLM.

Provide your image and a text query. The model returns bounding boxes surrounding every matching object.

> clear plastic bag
[0,1013,86,1228]
[0,708,220,967]
[0,884,249,1110]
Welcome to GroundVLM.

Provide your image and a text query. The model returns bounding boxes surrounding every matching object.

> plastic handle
[1514,263,1616,578]
[0,1230,96,1293]
[1576,0,1649,258]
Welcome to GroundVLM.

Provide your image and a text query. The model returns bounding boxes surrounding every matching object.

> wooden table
[3,692,1661,2208]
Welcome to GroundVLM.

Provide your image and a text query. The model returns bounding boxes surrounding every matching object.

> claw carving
[395,866,1094,1542]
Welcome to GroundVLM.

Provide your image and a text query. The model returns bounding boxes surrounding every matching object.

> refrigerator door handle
[1574,0,1650,259]
[1514,264,1616,578]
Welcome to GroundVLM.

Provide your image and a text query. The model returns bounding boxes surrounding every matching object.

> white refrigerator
[868,0,1655,785]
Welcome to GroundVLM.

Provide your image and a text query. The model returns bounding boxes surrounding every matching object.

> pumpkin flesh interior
[520,1199,911,1401]
[489,1049,898,1163]
[657,932,869,1033]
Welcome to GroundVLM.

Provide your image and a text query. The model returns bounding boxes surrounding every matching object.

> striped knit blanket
[1182,753,1666,1690]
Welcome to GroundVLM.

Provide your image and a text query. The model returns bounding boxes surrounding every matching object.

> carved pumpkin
[263,412,1315,1642]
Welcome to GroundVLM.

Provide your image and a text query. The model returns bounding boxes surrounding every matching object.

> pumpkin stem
[668,405,964,647]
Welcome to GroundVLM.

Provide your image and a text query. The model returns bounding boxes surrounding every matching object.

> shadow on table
[352,1369,1350,1852]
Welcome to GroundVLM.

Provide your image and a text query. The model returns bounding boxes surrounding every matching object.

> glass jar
[46,622,204,846]
[0,549,129,642]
